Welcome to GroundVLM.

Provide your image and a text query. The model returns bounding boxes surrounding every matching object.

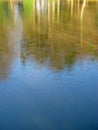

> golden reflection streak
[81,0,86,22]
[71,0,74,17]
[78,0,80,15]
[57,0,60,23]
[33,0,35,35]
[80,0,87,46]
[9,0,14,16]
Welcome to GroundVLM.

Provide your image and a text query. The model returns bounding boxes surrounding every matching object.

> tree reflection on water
[0,0,98,80]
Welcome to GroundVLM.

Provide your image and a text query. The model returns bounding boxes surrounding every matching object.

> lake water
[0,1,98,130]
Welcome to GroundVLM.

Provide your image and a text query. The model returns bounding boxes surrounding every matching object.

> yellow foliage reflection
[0,0,98,80]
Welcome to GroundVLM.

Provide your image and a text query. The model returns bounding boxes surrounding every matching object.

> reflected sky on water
[0,1,98,130]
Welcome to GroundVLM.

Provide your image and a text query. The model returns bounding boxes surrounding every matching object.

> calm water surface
[0,1,98,130]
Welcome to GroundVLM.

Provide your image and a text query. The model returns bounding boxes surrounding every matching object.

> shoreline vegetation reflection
[0,0,98,80]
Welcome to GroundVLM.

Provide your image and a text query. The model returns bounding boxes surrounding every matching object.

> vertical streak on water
[80,0,86,46]
[7,1,23,61]
[48,0,50,39]
[81,0,86,21]
[78,0,80,15]
[57,0,60,24]
[37,0,41,42]
[52,0,55,25]
[71,0,73,17]
[48,0,53,52]
[52,0,55,46]
[33,0,35,36]
[13,2,23,58]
